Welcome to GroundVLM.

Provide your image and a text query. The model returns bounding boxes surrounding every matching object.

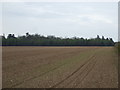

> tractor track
[10,50,90,88]
[11,52,96,88]
[11,59,69,88]
[3,47,118,88]
[50,54,97,88]
[63,56,97,88]
[72,58,97,88]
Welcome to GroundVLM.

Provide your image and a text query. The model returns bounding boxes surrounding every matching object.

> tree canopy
[1,33,115,46]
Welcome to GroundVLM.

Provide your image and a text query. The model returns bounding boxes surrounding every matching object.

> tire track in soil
[49,53,97,88]
[4,49,86,88]
[11,50,89,88]
[62,56,97,88]
[11,49,98,88]
[11,60,69,88]
[71,58,97,88]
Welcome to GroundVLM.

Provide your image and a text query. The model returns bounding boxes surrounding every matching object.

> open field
[2,46,118,88]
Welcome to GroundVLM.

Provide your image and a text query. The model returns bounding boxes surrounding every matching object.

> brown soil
[2,46,118,88]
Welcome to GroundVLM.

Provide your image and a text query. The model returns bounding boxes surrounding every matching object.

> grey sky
[2,2,118,41]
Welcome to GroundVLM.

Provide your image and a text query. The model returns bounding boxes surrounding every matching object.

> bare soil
[2,46,118,88]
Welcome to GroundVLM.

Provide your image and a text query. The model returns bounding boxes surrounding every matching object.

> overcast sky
[2,2,118,41]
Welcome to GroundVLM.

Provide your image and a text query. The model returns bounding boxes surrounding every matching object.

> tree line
[1,33,115,46]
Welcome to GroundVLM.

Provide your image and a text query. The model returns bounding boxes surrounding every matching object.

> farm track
[10,56,72,88]
[2,46,118,88]
[51,55,96,88]
[68,57,97,88]
[11,49,95,88]
[3,47,87,88]
[4,48,92,88]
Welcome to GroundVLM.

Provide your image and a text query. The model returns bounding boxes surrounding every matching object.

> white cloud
[2,2,118,41]
[77,14,112,24]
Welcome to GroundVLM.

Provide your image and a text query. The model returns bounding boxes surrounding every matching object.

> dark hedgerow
[1,33,114,46]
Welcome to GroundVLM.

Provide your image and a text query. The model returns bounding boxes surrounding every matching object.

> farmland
[2,46,118,88]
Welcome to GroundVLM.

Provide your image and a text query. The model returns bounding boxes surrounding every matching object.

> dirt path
[2,47,118,88]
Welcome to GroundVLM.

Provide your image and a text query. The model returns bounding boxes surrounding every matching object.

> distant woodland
[1,33,115,46]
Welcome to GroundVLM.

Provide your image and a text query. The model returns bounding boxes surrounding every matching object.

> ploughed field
[2,46,118,88]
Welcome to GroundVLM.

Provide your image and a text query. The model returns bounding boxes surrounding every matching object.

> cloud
[77,14,112,24]
[3,2,70,19]
[2,2,118,41]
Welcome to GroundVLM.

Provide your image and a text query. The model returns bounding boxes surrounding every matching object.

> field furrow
[2,46,118,88]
